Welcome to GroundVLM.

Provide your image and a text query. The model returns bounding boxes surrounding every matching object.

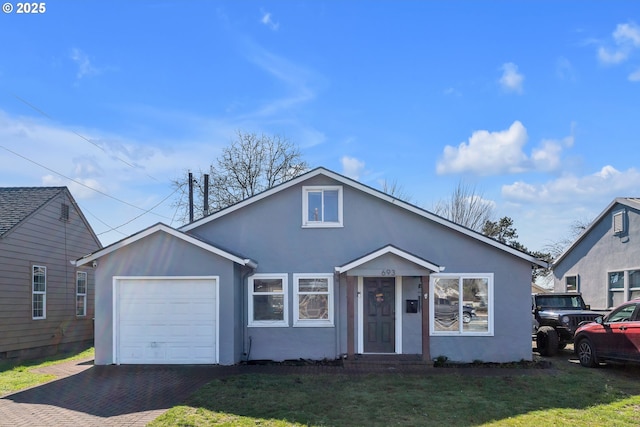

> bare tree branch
[172,131,308,223]
[380,179,412,203]
[432,180,494,232]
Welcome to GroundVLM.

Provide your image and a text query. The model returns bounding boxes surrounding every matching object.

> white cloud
[502,166,640,204]
[437,121,528,175]
[436,121,575,176]
[597,22,640,65]
[598,46,629,65]
[260,11,280,31]
[556,57,576,81]
[341,156,365,180]
[629,68,640,82]
[70,48,99,79]
[499,62,524,94]
[614,22,640,46]
[242,41,325,118]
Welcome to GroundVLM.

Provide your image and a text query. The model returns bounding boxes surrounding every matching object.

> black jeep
[532,293,601,357]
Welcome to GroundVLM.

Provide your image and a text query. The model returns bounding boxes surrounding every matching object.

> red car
[574,298,640,367]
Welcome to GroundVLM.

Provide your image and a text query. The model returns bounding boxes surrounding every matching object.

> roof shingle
[0,187,65,236]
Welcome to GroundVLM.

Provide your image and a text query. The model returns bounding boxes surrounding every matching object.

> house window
[430,274,493,336]
[612,210,625,235]
[565,275,578,292]
[293,274,333,327]
[32,265,46,319]
[248,274,288,327]
[628,270,640,300]
[76,271,87,316]
[60,203,70,221]
[302,186,343,228]
[608,271,625,308]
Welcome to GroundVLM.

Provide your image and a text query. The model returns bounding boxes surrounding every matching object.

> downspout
[241,259,257,362]
[335,272,341,360]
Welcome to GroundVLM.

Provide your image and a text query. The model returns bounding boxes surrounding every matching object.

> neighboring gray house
[76,168,546,365]
[553,197,640,310]
[0,187,102,360]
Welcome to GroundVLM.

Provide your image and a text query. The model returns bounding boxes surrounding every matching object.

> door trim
[357,276,403,354]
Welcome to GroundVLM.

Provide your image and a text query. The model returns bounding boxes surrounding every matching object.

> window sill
[302,223,343,229]
[248,322,289,328]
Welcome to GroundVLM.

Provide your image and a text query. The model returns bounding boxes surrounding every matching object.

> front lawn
[0,347,94,396]
[149,361,640,427]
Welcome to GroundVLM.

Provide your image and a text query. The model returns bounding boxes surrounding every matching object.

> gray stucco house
[0,187,102,360]
[77,168,545,365]
[553,197,640,310]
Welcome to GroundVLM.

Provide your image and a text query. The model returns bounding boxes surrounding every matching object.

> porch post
[421,275,431,361]
[346,275,356,357]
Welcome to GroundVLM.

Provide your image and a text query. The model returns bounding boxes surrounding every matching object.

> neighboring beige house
[0,187,102,360]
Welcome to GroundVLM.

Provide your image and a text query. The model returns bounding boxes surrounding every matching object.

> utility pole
[204,174,209,216]
[188,171,194,223]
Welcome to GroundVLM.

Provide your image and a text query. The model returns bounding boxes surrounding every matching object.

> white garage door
[115,277,218,364]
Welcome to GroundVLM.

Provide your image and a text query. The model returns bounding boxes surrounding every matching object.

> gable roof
[181,167,547,268]
[75,222,257,268]
[335,244,444,274]
[0,187,66,236]
[553,197,640,267]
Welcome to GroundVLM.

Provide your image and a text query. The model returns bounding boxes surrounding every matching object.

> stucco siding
[0,191,99,357]
[401,277,422,354]
[93,231,238,365]
[191,174,534,363]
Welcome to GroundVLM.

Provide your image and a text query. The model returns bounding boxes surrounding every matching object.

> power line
[0,145,172,219]
[95,186,180,236]
[12,93,158,181]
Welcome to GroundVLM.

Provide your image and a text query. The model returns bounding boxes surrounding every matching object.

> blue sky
[1,1,639,251]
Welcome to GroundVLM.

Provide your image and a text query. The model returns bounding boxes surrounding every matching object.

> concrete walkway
[0,357,551,427]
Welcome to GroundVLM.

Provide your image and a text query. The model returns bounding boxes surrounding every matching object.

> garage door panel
[117,277,218,364]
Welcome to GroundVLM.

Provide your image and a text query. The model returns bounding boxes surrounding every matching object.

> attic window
[565,275,578,292]
[60,203,70,222]
[612,210,625,235]
[302,186,343,228]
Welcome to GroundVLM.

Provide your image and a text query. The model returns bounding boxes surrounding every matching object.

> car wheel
[536,326,559,357]
[462,312,472,323]
[576,338,599,368]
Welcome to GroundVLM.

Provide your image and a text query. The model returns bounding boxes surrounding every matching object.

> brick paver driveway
[0,353,556,427]
[0,358,232,427]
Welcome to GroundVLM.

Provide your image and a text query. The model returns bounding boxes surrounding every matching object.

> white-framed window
[629,270,640,300]
[302,186,343,228]
[248,274,288,327]
[608,271,625,308]
[293,274,334,327]
[565,275,578,292]
[76,271,87,316]
[32,265,46,320]
[430,273,493,336]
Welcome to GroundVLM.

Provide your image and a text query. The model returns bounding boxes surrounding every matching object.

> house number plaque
[381,269,396,276]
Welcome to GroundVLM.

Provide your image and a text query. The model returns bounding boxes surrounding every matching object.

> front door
[363,278,395,353]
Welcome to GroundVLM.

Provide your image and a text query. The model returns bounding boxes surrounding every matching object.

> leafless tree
[543,217,592,260]
[172,131,308,223]
[432,180,494,232]
[380,179,412,202]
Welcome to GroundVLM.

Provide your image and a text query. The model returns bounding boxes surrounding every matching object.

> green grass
[0,347,94,396]
[149,362,640,427]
